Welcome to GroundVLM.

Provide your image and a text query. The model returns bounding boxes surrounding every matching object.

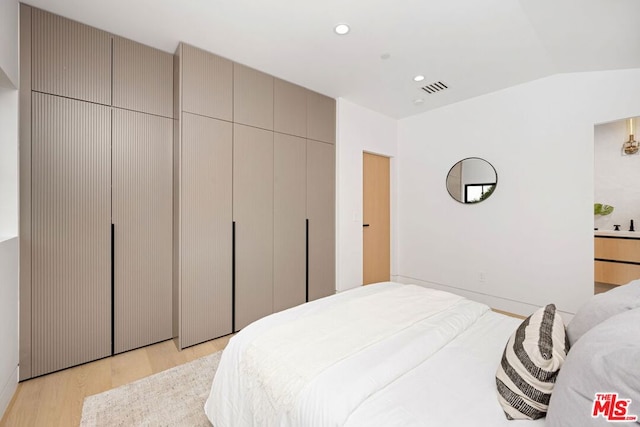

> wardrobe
[174,44,336,348]
[20,6,336,378]
[19,6,174,380]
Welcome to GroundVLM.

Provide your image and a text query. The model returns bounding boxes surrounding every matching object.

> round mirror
[446,157,497,204]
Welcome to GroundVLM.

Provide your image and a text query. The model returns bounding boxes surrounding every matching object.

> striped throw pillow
[496,304,569,420]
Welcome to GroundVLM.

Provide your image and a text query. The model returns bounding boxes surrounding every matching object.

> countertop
[594,230,640,239]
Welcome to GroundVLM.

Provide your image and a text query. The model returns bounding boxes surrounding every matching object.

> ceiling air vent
[421,81,448,94]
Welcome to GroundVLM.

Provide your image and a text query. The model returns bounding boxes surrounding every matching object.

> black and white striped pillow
[496,304,569,420]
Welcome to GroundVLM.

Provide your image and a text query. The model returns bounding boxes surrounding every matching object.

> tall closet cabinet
[19,6,174,379]
[175,43,336,348]
[20,6,336,378]
[173,44,234,349]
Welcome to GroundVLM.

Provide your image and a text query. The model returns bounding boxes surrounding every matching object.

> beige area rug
[80,351,221,426]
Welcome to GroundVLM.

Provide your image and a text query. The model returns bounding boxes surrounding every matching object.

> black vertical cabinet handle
[110,223,115,355]
[306,219,309,303]
[232,221,236,333]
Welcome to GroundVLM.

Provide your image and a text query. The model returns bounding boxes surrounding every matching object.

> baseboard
[394,275,575,322]
[0,366,18,419]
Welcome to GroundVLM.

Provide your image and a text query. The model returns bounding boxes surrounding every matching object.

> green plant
[594,203,614,216]
[479,185,495,201]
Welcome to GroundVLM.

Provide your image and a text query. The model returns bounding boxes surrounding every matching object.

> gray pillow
[546,308,640,427]
[566,280,640,346]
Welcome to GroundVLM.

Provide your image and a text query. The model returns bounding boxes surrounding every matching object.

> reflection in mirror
[446,157,497,204]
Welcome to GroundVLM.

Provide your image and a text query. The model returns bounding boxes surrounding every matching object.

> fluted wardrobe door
[234,124,274,331]
[112,109,173,354]
[307,140,336,301]
[112,36,174,118]
[31,93,111,377]
[273,133,307,312]
[307,91,336,144]
[233,64,273,130]
[179,113,233,348]
[32,8,111,104]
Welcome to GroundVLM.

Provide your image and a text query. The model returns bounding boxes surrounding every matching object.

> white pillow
[496,304,569,420]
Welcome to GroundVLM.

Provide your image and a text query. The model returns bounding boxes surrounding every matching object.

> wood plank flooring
[0,335,231,427]
[595,281,617,294]
[491,308,526,319]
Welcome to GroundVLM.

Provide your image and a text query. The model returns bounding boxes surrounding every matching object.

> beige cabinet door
[112,37,173,118]
[234,64,274,131]
[307,92,336,144]
[31,93,112,377]
[274,133,307,312]
[32,8,111,105]
[179,113,233,348]
[112,109,173,354]
[180,43,233,121]
[274,79,307,138]
[306,140,336,301]
[363,153,391,285]
[233,124,274,330]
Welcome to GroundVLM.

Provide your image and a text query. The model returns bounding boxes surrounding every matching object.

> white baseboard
[0,366,18,419]
[394,275,575,322]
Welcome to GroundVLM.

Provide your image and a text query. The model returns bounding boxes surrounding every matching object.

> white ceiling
[25,0,640,119]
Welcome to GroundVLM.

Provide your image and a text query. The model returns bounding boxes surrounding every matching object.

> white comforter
[204,282,544,426]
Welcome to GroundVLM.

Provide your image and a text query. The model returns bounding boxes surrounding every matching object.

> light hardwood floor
[595,281,617,294]
[491,308,526,319]
[0,335,231,427]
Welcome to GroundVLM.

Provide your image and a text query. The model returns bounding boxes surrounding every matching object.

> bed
[204,282,546,426]
[204,281,640,426]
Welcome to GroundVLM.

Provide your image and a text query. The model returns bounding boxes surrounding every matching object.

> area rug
[80,351,221,426]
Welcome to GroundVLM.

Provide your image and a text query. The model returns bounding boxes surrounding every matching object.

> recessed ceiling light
[334,24,350,35]
[414,75,425,82]
[413,98,425,105]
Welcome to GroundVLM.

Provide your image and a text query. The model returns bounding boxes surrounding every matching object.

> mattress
[204,282,545,426]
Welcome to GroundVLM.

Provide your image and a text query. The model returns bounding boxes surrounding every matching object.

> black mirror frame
[446,157,498,204]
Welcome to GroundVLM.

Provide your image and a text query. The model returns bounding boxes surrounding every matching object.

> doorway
[363,152,390,285]
[594,118,640,295]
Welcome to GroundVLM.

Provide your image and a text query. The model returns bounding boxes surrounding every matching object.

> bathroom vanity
[594,231,640,285]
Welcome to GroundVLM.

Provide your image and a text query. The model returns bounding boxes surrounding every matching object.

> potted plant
[594,203,614,216]
[594,203,614,231]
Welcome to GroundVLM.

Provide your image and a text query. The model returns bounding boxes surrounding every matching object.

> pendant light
[623,118,638,155]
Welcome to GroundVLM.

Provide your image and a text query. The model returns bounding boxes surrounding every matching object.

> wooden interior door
[363,152,390,285]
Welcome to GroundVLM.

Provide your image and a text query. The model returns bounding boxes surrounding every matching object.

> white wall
[396,69,640,317]
[0,89,19,238]
[594,118,640,232]
[0,0,20,419]
[0,0,19,89]
[0,237,19,418]
[336,98,398,291]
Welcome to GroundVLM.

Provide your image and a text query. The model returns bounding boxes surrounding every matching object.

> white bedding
[204,282,545,426]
